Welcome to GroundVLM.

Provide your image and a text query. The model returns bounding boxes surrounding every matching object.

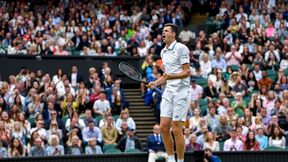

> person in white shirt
[178,27,194,44]
[200,54,212,78]
[93,91,111,116]
[190,80,203,101]
[223,129,243,151]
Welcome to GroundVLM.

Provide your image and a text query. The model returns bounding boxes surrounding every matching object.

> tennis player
[147,23,191,162]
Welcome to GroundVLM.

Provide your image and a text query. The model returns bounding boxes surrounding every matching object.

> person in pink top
[265,23,275,38]
[225,45,242,66]
[54,46,69,56]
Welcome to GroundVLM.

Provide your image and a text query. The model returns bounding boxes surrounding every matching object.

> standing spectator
[85,138,103,155]
[178,27,194,45]
[30,120,47,140]
[68,65,82,90]
[223,129,243,151]
[146,124,167,162]
[46,135,65,156]
[28,137,47,156]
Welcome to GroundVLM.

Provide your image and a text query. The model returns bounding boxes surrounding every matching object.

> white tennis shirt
[160,40,190,92]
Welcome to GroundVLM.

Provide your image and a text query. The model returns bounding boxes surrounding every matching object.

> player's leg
[160,117,173,155]
[171,121,185,161]
[160,91,175,162]
[171,89,191,162]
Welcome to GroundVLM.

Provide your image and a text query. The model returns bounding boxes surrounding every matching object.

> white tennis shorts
[160,88,191,121]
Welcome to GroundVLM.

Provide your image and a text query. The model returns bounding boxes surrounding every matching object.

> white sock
[177,159,184,162]
[168,155,175,162]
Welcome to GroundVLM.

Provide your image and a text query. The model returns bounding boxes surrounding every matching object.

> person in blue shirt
[255,127,268,150]
[204,148,221,162]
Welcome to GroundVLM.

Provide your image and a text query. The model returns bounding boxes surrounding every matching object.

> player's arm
[146,75,167,88]
[163,63,190,80]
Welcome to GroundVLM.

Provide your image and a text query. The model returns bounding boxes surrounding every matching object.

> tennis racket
[119,62,163,95]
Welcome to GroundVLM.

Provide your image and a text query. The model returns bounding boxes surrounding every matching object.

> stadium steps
[124,88,157,146]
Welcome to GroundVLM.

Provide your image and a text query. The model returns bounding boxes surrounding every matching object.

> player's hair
[164,23,178,36]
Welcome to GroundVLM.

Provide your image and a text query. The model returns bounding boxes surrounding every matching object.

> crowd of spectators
[0,0,192,56]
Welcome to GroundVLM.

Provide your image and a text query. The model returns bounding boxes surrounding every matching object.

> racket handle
[153,87,163,95]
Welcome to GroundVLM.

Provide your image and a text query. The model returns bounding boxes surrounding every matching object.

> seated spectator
[82,120,102,144]
[189,108,201,131]
[65,112,86,132]
[146,124,167,162]
[223,129,243,151]
[184,128,191,145]
[243,131,260,151]
[0,140,8,157]
[203,148,222,162]
[116,127,143,152]
[8,137,26,157]
[211,51,227,72]
[245,71,258,92]
[93,91,111,116]
[218,78,232,98]
[225,45,242,67]
[66,135,83,155]
[99,112,114,128]
[214,115,232,142]
[117,121,129,142]
[232,76,248,96]
[101,116,118,145]
[28,137,47,156]
[204,105,220,132]
[54,46,69,56]
[82,109,97,127]
[115,109,136,132]
[268,126,286,149]
[203,131,220,151]
[46,135,64,156]
[11,121,27,145]
[46,121,63,142]
[30,120,47,140]
[0,120,11,146]
[255,127,268,150]
[61,93,79,117]
[279,76,288,91]
[85,138,103,155]
[190,79,203,101]
[257,71,273,90]
[231,93,247,118]
[186,134,201,151]
[204,80,218,99]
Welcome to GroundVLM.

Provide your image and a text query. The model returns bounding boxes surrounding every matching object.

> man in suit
[116,127,143,152]
[146,124,167,162]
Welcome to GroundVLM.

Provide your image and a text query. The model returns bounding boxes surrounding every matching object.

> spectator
[8,137,26,157]
[185,134,201,151]
[204,148,222,162]
[211,51,227,72]
[82,120,102,144]
[28,137,47,156]
[203,131,220,151]
[223,129,243,151]
[101,116,118,145]
[214,115,232,142]
[115,109,136,132]
[204,105,220,131]
[93,91,111,116]
[46,135,65,156]
[268,125,286,149]
[83,109,97,127]
[190,79,203,101]
[146,124,167,162]
[0,140,8,158]
[116,127,143,152]
[255,127,268,150]
[46,121,63,142]
[85,138,103,155]
[66,135,83,155]
[243,131,260,151]
[30,120,47,140]
[225,45,242,67]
